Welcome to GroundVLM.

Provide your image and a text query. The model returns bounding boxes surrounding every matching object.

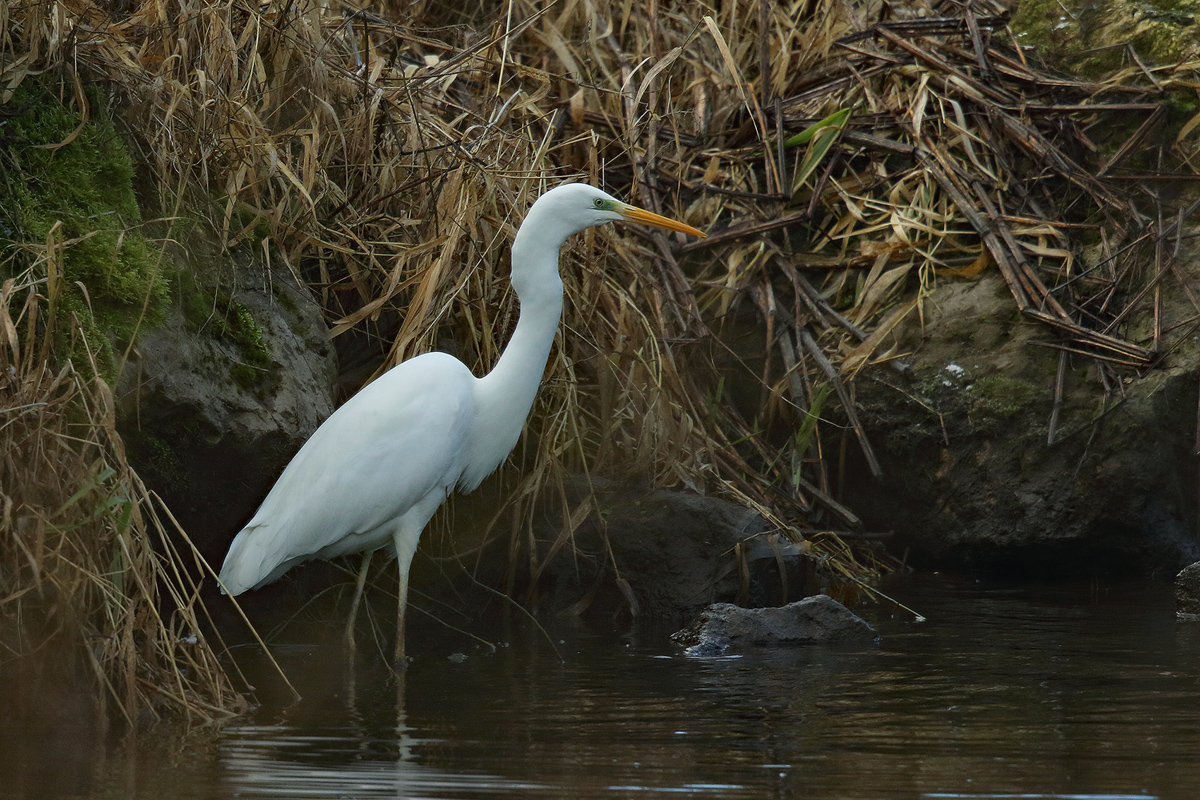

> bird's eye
[593,198,604,209]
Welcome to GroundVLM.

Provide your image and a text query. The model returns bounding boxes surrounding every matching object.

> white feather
[215,182,704,657]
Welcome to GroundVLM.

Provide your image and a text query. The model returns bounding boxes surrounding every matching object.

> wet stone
[1176,561,1200,620]
[671,594,878,656]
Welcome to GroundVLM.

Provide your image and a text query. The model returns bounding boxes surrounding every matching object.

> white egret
[218,183,706,663]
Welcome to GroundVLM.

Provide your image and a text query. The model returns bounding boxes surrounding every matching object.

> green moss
[174,264,276,392]
[215,190,272,247]
[1166,88,1200,125]
[271,282,301,317]
[0,77,168,376]
[968,375,1040,420]
[217,295,272,390]
[125,430,187,489]
[1013,0,1200,73]
[1011,0,1086,65]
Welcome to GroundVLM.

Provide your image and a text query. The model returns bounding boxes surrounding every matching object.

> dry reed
[0,268,246,723]
[3,0,1198,664]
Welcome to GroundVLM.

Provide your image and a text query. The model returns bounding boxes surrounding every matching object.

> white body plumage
[217,183,705,657]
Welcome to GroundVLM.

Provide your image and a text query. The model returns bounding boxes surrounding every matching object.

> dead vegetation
[3,0,1200,714]
[0,273,246,723]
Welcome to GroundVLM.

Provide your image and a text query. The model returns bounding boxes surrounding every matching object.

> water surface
[6,576,1200,799]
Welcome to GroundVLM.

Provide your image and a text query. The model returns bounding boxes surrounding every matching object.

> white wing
[219,352,476,594]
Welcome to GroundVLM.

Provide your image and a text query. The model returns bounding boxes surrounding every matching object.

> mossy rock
[1014,0,1200,73]
[176,264,278,395]
[845,269,1200,578]
[967,374,1041,422]
[0,76,168,377]
[117,223,338,558]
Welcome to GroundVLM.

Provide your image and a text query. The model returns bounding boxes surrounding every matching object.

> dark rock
[528,480,820,619]
[671,595,877,656]
[1176,561,1200,620]
[118,237,336,562]
[845,271,1200,579]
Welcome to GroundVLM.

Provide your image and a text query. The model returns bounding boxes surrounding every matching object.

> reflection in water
[3,576,1200,799]
[220,726,549,798]
[921,796,1158,799]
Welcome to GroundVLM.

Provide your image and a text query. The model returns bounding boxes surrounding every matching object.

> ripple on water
[3,576,1198,799]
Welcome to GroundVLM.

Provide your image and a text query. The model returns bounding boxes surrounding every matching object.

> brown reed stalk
[3,0,1195,640]
[0,268,246,723]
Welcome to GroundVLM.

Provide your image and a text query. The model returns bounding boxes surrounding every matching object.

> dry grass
[0,269,246,723]
[3,0,1199,690]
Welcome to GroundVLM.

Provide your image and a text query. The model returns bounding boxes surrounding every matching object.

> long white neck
[462,208,569,489]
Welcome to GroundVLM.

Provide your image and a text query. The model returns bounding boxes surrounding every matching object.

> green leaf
[783,108,851,148]
[791,383,833,490]
[792,125,843,195]
[56,465,117,514]
[787,109,852,195]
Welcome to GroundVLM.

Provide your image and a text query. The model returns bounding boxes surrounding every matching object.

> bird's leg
[344,550,373,654]
[391,519,422,670]
[394,565,409,668]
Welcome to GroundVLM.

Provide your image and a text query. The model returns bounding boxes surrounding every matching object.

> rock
[529,480,818,619]
[1014,0,1200,73]
[1176,562,1200,621]
[845,270,1200,579]
[117,236,337,561]
[671,595,877,656]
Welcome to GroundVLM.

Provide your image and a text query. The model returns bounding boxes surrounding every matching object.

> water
[6,576,1200,799]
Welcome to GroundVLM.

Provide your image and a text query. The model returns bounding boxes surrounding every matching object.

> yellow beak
[619,204,707,238]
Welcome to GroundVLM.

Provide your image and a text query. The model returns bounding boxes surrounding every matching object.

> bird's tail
[218,528,265,596]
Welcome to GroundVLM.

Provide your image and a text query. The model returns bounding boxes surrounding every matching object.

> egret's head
[510,183,705,297]
[530,183,706,241]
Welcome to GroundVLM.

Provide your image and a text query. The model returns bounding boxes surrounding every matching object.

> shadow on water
[3,575,1200,799]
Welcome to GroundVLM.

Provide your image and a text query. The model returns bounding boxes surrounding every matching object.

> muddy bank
[844,270,1200,578]
[116,260,1200,618]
